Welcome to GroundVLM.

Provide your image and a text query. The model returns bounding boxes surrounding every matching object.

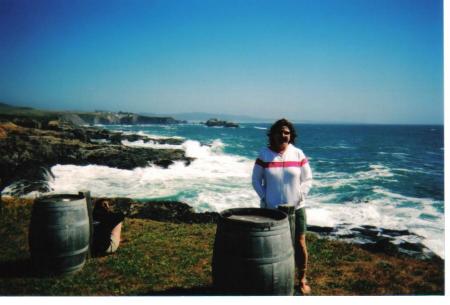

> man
[252,118,313,295]
[92,198,124,255]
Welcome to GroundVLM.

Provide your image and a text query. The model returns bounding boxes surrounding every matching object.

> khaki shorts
[295,207,307,236]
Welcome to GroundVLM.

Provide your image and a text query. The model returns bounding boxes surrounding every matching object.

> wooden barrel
[29,194,90,275]
[212,208,295,295]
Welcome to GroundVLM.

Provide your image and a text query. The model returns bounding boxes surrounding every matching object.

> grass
[0,197,444,296]
[0,104,60,121]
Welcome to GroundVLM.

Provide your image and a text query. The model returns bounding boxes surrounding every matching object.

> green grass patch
[0,197,444,296]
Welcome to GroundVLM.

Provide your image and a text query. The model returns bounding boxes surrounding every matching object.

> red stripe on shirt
[255,158,308,168]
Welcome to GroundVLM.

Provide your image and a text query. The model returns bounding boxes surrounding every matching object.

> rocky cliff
[0,103,185,126]
[0,119,192,195]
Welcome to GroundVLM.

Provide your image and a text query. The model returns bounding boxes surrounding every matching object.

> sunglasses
[280,131,291,135]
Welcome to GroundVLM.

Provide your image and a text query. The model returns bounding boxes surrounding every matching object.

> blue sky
[0,0,443,124]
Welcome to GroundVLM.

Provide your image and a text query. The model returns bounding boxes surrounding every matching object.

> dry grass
[0,122,25,139]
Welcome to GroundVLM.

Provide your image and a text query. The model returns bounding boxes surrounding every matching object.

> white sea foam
[254,126,267,130]
[425,151,442,156]
[306,186,444,257]
[312,164,395,189]
[320,145,354,150]
[308,164,444,257]
[90,139,111,144]
[378,151,411,159]
[122,140,183,149]
[362,164,394,178]
[48,139,259,213]
[122,130,184,140]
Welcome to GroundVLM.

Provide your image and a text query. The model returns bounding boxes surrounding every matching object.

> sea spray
[49,139,260,212]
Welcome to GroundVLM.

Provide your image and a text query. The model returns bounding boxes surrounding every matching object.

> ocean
[46,123,444,258]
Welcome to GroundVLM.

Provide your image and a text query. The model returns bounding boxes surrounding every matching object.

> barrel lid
[35,194,85,206]
[219,208,287,228]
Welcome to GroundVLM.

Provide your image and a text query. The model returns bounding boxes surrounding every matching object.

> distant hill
[0,103,184,126]
[140,112,273,123]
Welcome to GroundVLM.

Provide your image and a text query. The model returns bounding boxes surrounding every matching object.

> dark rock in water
[109,132,123,145]
[119,133,184,145]
[361,225,377,230]
[351,226,380,238]
[80,145,192,170]
[380,228,411,237]
[205,118,239,128]
[361,238,400,256]
[307,225,334,234]
[399,241,425,252]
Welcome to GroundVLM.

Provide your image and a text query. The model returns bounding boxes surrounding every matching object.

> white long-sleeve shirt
[252,144,313,210]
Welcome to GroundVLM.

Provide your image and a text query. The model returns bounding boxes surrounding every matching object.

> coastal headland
[0,103,192,194]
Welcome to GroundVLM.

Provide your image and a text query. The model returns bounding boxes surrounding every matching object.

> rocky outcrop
[205,118,239,128]
[307,224,438,260]
[101,198,219,224]
[0,121,193,195]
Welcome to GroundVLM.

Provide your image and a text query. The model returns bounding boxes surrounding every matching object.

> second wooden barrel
[212,208,295,295]
[29,194,90,275]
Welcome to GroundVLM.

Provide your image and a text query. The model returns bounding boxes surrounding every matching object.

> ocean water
[46,123,444,258]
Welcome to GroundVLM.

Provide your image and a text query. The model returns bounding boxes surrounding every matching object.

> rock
[12,118,42,129]
[307,225,334,234]
[101,198,219,224]
[46,120,61,131]
[59,113,87,126]
[399,241,425,252]
[380,228,411,237]
[81,145,192,170]
[307,222,435,260]
[145,137,184,145]
[109,133,123,145]
[205,118,239,128]
[361,238,399,256]
[119,134,184,145]
[351,226,380,238]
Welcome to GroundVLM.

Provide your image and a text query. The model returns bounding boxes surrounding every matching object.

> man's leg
[106,222,122,254]
[295,208,311,294]
[297,233,310,294]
